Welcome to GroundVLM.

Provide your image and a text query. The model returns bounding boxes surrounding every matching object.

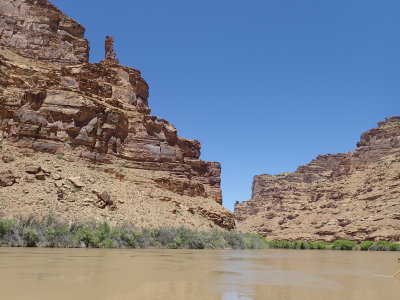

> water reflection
[0,248,398,299]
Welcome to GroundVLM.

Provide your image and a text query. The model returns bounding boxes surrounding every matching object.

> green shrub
[368,241,400,251]
[43,220,71,247]
[267,240,290,249]
[22,228,39,247]
[332,240,356,250]
[0,219,15,238]
[0,216,398,251]
[99,238,116,248]
[390,243,400,251]
[219,231,247,249]
[266,240,309,249]
[295,241,311,249]
[72,225,96,247]
[266,240,362,250]
[158,227,184,248]
[359,241,374,251]
[309,241,329,250]
[118,229,139,248]
[241,233,268,249]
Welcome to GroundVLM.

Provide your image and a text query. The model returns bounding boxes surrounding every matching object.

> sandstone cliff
[235,117,400,241]
[0,0,88,64]
[0,0,234,230]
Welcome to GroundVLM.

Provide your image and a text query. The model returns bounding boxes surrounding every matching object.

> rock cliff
[235,117,400,241]
[0,0,89,64]
[0,0,234,230]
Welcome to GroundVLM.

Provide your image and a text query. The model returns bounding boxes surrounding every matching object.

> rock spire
[104,36,119,64]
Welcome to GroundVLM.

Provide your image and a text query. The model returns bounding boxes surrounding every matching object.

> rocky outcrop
[0,0,233,230]
[235,117,400,241]
[104,36,118,64]
[0,0,89,64]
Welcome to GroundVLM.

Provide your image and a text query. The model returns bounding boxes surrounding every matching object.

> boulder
[1,155,14,163]
[25,165,42,174]
[68,177,85,188]
[35,172,46,181]
[0,170,16,187]
[98,191,111,204]
[51,173,62,180]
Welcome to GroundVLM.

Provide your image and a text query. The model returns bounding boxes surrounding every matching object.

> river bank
[0,216,266,249]
[0,217,399,250]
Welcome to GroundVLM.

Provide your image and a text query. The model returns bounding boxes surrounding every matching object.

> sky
[51,0,400,211]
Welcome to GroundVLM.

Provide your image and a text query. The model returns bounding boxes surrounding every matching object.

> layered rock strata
[235,117,400,241]
[0,0,89,64]
[0,0,234,230]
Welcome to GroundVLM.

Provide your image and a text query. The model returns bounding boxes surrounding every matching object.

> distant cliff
[235,117,400,241]
[0,0,234,230]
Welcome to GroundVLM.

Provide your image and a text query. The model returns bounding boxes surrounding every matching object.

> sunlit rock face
[0,0,89,64]
[0,0,233,230]
[235,117,400,241]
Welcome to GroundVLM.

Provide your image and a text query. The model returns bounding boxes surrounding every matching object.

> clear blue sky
[52,0,399,211]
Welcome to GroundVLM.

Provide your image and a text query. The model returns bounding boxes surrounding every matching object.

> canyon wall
[0,0,234,230]
[235,117,400,241]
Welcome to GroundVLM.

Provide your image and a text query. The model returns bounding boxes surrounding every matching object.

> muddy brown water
[0,248,398,300]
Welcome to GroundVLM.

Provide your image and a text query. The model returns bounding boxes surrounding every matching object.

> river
[0,248,398,299]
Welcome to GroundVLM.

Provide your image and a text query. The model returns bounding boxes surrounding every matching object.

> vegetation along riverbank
[0,217,399,250]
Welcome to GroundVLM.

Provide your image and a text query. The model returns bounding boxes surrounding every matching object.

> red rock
[0,0,89,64]
[99,192,111,204]
[25,165,42,174]
[0,170,16,187]
[68,177,84,188]
[35,173,46,181]
[235,117,400,241]
[0,33,222,206]
[1,155,14,163]
[0,0,234,230]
